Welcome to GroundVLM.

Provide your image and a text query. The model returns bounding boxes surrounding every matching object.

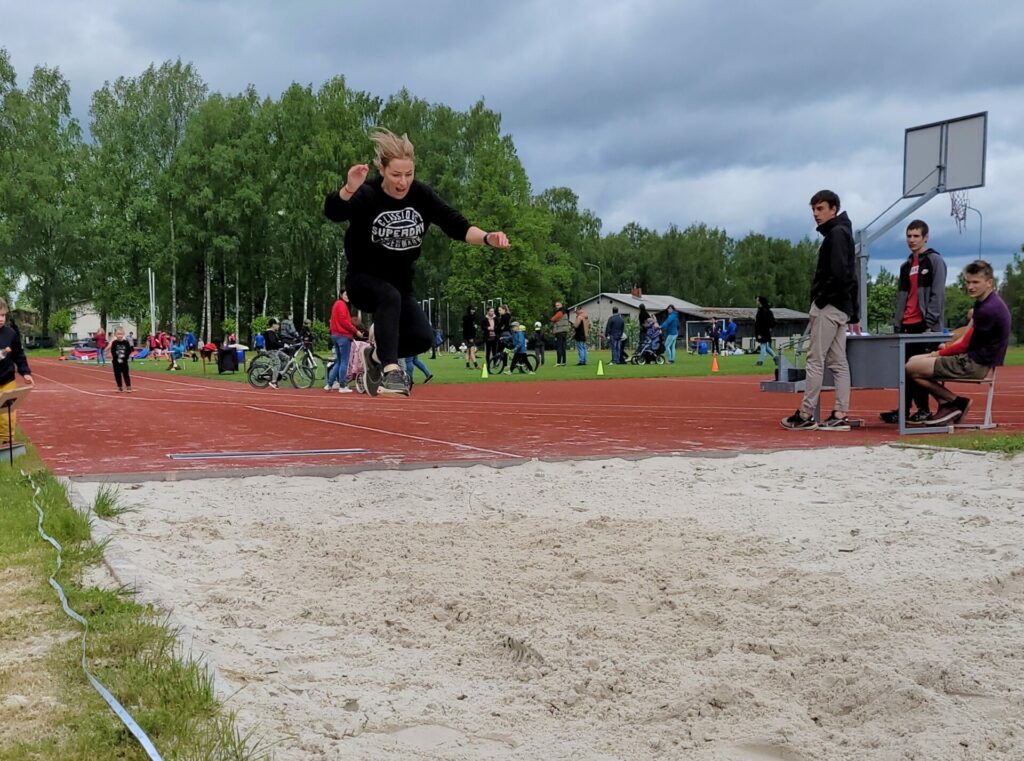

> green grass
[926,432,1024,456]
[61,346,782,387]
[91,485,135,519]
[0,450,269,761]
[31,343,1024,387]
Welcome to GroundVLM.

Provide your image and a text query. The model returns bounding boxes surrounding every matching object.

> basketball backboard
[903,111,987,197]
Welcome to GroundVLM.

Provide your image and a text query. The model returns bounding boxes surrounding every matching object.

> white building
[68,303,138,341]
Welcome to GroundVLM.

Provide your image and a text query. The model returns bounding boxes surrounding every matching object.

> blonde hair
[371,128,415,171]
[0,297,7,312]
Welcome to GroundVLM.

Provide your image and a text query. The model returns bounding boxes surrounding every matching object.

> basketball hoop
[950,189,969,233]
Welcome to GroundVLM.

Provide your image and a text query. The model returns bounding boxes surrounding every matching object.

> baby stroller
[630,321,665,365]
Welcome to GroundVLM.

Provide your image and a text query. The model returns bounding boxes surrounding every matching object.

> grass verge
[0,448,270,761]
[925,432,1024,456]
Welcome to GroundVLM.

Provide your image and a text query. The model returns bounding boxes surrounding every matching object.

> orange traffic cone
[711,355,719,373]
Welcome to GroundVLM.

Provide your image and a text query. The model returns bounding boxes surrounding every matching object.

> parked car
[24,335,56,349]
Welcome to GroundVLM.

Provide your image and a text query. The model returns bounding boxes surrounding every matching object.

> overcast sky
[5,0,1022,284]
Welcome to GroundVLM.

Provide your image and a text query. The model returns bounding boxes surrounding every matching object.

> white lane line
[244,404,524,460]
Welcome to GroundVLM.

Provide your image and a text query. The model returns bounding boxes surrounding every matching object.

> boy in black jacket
[782,190,860,432]
[0,298,35,444]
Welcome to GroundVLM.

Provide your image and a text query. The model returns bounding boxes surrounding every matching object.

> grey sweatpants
[800,303,851,417]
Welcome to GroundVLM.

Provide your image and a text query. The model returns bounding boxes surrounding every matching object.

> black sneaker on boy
[819,412,851,431]
[780,410,817,431]
[928,396,971,425]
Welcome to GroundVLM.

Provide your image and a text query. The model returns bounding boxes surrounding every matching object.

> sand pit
[74,446,1024,760]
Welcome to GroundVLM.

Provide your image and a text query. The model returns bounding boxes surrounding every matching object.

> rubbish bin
[698,341,708,355]
[217,347,239,373]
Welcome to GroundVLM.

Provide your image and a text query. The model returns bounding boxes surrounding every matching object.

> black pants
[485,339,498,364]
[113,363,131,389]
[347,273,433,366]
[901,322,936,413]
[554,334,567,364]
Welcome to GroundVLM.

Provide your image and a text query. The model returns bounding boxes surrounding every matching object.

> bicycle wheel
[247,358,274,388]
[524,355,539,373]
[291,364,316,389]
[488,352,506,374]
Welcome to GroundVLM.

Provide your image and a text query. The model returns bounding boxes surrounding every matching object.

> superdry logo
[371,208,426,251]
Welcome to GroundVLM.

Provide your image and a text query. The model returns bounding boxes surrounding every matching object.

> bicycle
[487,341,539,375]
[247,342,316,389]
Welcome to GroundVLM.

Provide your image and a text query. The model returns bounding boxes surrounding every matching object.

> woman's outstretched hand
[344,164,369,194]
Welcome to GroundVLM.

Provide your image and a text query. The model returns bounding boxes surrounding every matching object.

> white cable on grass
[24,472,165,761]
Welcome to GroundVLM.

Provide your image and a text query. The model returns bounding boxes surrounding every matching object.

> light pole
[966,206,983,258]
[584,262,602,346]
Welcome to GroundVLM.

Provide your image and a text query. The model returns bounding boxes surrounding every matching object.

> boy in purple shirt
[905,260,1011,425]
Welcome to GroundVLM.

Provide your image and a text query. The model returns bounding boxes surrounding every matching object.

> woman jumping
[325,129,510,396]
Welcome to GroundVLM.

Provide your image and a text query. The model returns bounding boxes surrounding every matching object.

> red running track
[18,358,1024,479]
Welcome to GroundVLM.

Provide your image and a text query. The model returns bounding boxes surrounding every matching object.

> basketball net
[950,189,969,233]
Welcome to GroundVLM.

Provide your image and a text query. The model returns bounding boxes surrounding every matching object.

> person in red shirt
[880,220,947,424]
[326,290,359,393]
[94,327,108,365]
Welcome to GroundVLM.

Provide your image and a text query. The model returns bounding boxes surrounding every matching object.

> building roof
[680,306,810,321]
[570,293,703,312]
[570,293,807,320]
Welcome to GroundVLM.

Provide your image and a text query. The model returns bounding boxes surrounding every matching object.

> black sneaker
[781,410,817,430]
[361,345,383,397]
[379,369,410,396]
[907,409,933,424]
[879,410,899,424]
[820,412,851,431]
[929,396,970,425]
[951,396,972,423]
[423,374,434,384]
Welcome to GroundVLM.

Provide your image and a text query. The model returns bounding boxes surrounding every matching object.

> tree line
[2,49,1021,343]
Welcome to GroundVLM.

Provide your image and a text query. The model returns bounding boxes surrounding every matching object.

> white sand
[74,446,1024,761]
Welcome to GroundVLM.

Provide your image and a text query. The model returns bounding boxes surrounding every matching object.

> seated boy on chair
[905,260,1010,425]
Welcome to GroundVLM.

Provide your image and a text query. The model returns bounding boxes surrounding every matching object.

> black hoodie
[0,325,31,386]
[810,211,859,323]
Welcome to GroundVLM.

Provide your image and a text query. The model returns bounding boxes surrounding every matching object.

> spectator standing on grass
[550,301,571,366]
[755,296,778,366]
[482,307,498,366]
[497,304,512,345]
[462,305,479,369]
[324,128,509,397]
[661,305,680,363]
[0,297,34,445]
[723,318,738,352]
[573,307,591,365]
[94,326,107,365]
[403,355,434,385]
[781,189,860,432]
[605,307,625,364]
[532,321,545,366]
[326,289,358,393]
[109,326,133,392]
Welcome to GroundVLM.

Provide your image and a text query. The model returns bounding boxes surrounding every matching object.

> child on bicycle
[263,319,289,389]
